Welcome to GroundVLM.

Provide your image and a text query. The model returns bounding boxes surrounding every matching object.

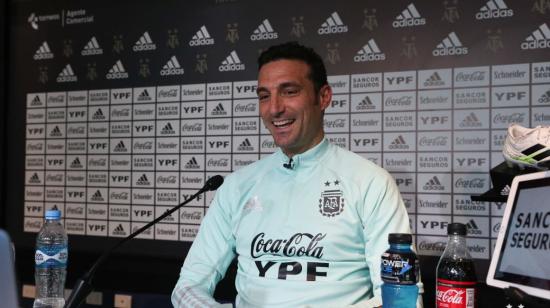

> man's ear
[318,84,332,111]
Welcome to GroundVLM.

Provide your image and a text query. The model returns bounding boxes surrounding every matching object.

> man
[172,42,412,307]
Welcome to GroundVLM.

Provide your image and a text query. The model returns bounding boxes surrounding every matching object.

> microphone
[64,175,224,308]
[283,158,293,169]
[203,174,224,191]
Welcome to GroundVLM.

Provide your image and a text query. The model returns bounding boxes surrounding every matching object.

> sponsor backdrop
[5,0,550,288]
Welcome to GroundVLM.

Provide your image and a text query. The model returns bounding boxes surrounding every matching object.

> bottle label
[35,244,68,269]
[381,251,419,284]
[436,279,475,308]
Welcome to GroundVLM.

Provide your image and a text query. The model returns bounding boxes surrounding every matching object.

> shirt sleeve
[360,170,412,305]
[171,182,237,308]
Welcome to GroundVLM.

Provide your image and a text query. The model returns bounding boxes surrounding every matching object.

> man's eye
[283,88,299,96]
[258,94,269,101]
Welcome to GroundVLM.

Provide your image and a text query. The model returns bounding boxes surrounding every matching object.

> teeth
[273,119,293,127]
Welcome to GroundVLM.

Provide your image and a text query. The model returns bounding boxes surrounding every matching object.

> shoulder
[209,153,279,216]
[221,152,279,188]
[327,143,391,179]
[322,143,396,193]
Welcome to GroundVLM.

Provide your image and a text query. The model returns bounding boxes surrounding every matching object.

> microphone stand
[65,176,222,308]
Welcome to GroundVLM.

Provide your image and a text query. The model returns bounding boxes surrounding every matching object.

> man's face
[257,59,331,157]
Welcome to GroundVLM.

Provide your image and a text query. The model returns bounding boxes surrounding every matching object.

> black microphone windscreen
[205,175,224,191]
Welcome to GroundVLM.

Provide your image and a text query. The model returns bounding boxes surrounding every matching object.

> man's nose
[269,95,285,115]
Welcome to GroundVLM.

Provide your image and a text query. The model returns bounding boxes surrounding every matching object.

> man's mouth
[272,119,295,128]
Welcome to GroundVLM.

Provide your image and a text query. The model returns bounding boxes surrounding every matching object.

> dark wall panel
[4,0,550,304]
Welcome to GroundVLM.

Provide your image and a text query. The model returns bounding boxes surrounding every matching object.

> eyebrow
[256,81,301,95]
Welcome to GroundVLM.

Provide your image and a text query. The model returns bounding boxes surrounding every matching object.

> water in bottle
[381,233,419,308]
[34,210,68,308]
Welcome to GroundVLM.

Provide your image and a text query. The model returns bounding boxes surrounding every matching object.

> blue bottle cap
[45,210,61,220]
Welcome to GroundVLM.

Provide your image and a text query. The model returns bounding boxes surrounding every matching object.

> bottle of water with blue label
[381,233,420,308]
[34,210,68,308]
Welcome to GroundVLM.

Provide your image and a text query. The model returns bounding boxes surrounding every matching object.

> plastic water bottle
[381,233,419,308]
[34,210,68,308]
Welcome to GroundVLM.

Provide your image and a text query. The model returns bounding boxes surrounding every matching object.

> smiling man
[257,52,330,158]
[172,42,412,308]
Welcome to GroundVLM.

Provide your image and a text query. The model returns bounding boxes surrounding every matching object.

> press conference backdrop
[6,0,550,279]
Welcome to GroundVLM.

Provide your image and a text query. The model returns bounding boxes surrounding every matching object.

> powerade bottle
[381,233,419,308]
[34,210,68,308]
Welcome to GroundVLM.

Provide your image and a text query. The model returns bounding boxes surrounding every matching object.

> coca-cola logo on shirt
[250,232,326,259]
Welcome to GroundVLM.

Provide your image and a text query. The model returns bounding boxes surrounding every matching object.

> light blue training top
[172,138,411,308]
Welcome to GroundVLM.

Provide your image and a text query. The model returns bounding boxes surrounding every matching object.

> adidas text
[250,32,278,41]
[189,38,214,46]
[476,9,513,20]
[106,72,128,79]
[218,63,245,72]
[160,68,184,76]
[393,18,425,28]
[318,25,348,35]
[521,40,550,50]
[354,53,385,62]
[33,53,53,60]
[82,49,102,56]
[57,76,77,82]
[433,47,468,56]
[133,44,156,51]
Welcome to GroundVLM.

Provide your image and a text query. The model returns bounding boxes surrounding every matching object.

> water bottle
[34,210,68,308]
[381,233,419,308]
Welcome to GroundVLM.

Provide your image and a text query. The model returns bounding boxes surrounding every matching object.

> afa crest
[319,180,344,217]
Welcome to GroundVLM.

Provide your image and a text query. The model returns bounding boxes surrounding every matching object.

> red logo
[436,288,464,304]
[436,279,475,308]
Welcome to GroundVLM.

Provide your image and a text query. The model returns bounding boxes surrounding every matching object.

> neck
[282,132,325,158]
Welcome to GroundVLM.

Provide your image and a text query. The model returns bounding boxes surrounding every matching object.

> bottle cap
[388,233,412,244]
[447,223,467,235]
[45,210,61,220]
